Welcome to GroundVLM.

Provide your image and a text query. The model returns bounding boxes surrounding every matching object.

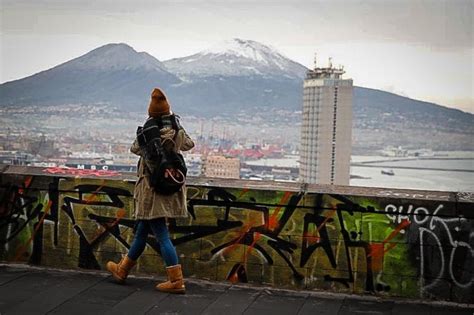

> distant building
[185,153,203,177]
[203,155,240,179]
[380,146,408,157]
[27,135,56,158]
[300,56,353,185]
[243,156,299,181]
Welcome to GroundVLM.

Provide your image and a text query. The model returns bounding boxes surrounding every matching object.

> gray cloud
[1,0,472,49]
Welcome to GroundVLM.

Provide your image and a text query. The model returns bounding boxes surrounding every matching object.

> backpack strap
[156,116,164,130]
[170,115,179,131]
[137,124,160,146]
[164,169,185,184]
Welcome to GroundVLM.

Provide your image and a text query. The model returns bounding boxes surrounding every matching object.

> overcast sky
[1,0,473,112]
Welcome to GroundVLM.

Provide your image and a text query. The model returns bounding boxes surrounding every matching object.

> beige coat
[131,126,194,220]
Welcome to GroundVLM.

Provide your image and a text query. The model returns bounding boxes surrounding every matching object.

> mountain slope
[353,87,473,132]
[165,75,303,116]
[0,43,181,112]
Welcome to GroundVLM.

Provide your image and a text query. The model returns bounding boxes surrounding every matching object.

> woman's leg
[106,220,147,282]
[127,220,150,260]
[150,218,185,293]
[148,218,178,266]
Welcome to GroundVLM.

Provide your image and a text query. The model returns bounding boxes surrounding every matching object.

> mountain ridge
[0,42,181,110]
[67,43,170,72]
[0,40,472,143]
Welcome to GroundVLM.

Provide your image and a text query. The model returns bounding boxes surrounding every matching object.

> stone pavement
[0,265,472,315]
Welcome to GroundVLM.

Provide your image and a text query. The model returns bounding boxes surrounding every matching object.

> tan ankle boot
[106,256,136,284]
[156,264,185,294]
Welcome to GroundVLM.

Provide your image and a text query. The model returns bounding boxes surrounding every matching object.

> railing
[0,165,472,303]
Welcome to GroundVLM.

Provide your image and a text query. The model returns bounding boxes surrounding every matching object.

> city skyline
[1,0,472,113]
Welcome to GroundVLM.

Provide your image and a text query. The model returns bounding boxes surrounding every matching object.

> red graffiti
[43,167,120,177]
[245,232,262,256]
[13,200,53,262]
[303,206,337,243]
[24,176,33,188]
[90,208,127,242]
[268,191,292,230]
[223,220,257,257]
[237,188,250,199]
[367,219,411,266]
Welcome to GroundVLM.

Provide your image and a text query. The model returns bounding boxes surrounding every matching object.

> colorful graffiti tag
[0,171,472,303]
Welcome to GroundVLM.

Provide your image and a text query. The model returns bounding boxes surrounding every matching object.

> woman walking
[106,88,194,294]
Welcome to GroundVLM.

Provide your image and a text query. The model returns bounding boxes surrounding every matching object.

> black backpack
[136,115,187,195]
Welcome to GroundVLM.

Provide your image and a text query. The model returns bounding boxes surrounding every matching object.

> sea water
[350,157,474,192]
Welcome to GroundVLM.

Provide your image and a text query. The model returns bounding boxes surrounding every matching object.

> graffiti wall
[0,168,473,303]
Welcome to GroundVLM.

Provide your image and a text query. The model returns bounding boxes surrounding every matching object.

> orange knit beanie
[148,88,171,117]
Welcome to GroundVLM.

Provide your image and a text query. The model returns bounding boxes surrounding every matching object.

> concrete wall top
[2,165,472,204]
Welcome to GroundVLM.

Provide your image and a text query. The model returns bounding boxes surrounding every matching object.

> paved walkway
[0,265,472,315]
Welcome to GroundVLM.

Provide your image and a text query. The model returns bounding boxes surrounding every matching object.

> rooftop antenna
[328,57,333,68]
[313,53,318,69]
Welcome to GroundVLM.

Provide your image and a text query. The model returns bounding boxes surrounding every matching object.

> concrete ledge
[2,165,466,202]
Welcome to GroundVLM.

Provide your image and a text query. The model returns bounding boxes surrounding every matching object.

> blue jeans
[127,218,179,266]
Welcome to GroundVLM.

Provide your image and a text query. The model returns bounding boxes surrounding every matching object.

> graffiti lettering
[0,172,472,303]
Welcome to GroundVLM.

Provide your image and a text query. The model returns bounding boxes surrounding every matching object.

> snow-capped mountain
[163,38,307,79]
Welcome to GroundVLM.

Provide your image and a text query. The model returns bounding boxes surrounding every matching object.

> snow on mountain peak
[202,38,282,64]
[163,38,307,79]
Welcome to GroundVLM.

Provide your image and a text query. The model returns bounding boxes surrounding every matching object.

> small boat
[381,169,395,176]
